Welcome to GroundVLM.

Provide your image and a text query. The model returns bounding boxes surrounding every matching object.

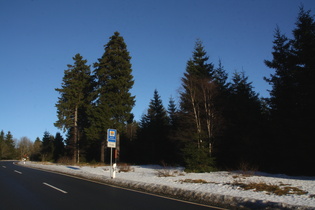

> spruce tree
[219,72,262,169]
[55,53,93,163]
[30,137,42,161]
[53,132,65,162]
[4,131,15,159]
[91,31,135,162]
[0,130,4,159]
[264,7,315,175]
[41,131,54,161]
[167,96,182,164]
[179,40,222,171]
[167,96,178,128]
[180,40,214,148]
[137,89,169,164]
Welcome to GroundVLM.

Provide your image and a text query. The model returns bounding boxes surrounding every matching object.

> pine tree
[0,130,4,159]
[167,96,178,128]
[41,131,54,161]
[219,71,262,169]
[3,131,15,159]
[264,7,315,175]
[137,89,169,164]
[30,137,42,161]
[53,132,65,162]
[90,31,135,162]
[180,40,214,149]
[167,96,182,164]
[213,60,229,91]
[179,40,222,171]
[55,53,93,163]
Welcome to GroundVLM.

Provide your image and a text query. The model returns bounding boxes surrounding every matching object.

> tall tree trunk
[100,140,105,163]
[189,78,202,148]
[116,133,120,163]
[202,80,216,157]
[74,105,78,163]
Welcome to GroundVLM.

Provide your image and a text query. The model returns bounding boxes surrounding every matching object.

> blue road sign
[107,129,117,142]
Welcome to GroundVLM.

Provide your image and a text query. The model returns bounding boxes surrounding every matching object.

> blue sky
[1,0,314,141]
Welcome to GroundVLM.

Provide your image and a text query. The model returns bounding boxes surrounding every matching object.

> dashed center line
[43,182,68,194]
[14,170,22,174]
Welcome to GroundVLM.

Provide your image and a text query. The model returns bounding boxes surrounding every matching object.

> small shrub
[183,144,217,173]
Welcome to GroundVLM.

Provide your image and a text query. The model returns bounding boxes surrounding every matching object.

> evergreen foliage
[55,53,93,163]
[30,137,42,161]
[179,40,224,171]
[137,89,170,164]
[0,130,4,159]
[53,132,65,162]
[0,131,16,159]
[88,31,135,162]
[41,131,54,161]
[264,7,315,175]
[217,72,264,169]
[12,7,311,175]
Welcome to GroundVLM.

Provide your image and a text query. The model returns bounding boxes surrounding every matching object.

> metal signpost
[107,129,116,178]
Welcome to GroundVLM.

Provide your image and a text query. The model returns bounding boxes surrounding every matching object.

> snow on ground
[20,161,315,209]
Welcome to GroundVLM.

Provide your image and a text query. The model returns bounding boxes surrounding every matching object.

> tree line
[2,7,314,176]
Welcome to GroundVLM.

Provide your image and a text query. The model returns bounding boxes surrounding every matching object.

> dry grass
[33,161,55,165]
[156,169,185,177]
[118,163,134,172]
[177,179,210,184]
[235,162,258,177]
[232,182,308,196]
[156,169,176,177]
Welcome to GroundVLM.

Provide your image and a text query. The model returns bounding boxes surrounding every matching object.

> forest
[1,7,314,176]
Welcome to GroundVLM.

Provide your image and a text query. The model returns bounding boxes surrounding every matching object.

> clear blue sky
[1,0,314,141]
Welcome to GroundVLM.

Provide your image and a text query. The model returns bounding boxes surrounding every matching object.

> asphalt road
[0,161,221,210]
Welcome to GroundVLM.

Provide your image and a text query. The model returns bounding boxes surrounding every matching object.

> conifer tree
[41,131,54,161]
[180,40,214,149]
[90,32,135,162]
[3,131,15,159]
[55,53,93,163]
[53,132,65,162]
[30,137,42,161]
[167,96,178,128]
[219,71,262,168]
[167,96,182,164]
[179,40,223,171]
[137,89,169,163]
[264,7,315,175]
[0,130,4,159]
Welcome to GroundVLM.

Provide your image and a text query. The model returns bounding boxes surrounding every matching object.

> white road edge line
[14,170,22,174]
[43,182,68,194]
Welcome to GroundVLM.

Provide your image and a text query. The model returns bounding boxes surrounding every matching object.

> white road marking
[14,170,22,174]
[43,182,68,194]
[2,166,6,168]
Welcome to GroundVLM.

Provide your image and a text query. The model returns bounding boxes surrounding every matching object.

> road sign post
[107,129,117,178]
